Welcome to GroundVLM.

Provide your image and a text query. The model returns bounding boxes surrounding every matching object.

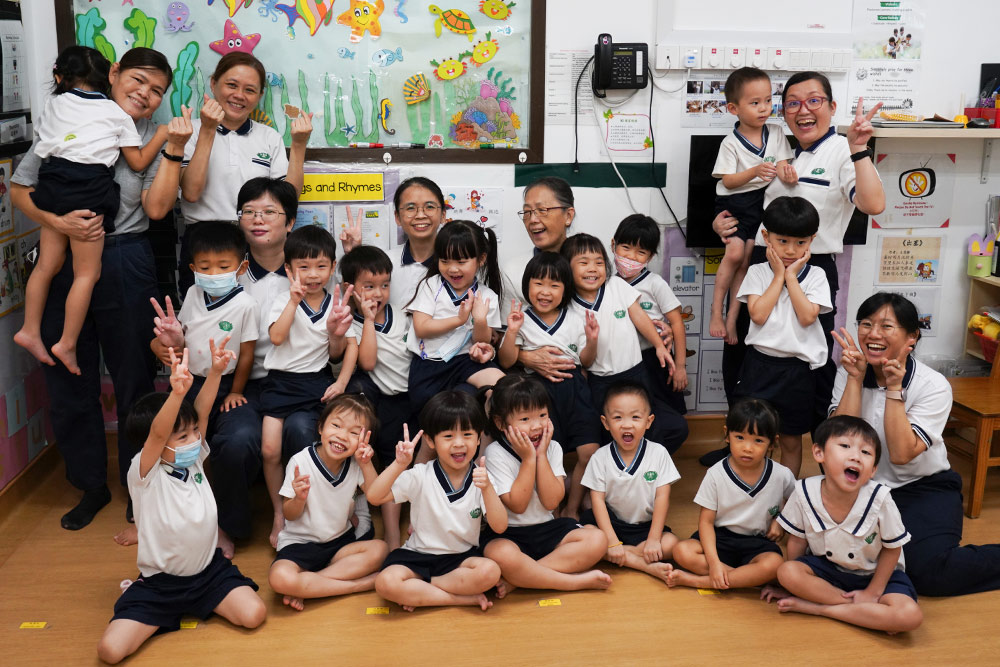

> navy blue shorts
[691,525,783,567]
[714,189,765,242]
[380,547,481,582]
[734,347,814,435]
[111,549,258,633]
[347,372,415,467]
[260,368,332,419]
[798,554,918,601]
[32,157,120,232]
[274,527,370,572]
[582,507,670,547]
[481,517,583,560]
[408,354,499,408]
[641,346,688,415]
[538,367,602,450]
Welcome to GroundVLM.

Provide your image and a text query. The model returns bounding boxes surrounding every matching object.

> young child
[262,225,355,547]
[268,394,389,611]
[668,398,795,591]
[482,374,611,597]
[405,219,505,408]
[581,383,680,584]
[498,251,603,522]
[611,214,689,412]
[709,67,793,345]
[15,46,167,375]
[367,391,506,611]
[734,196,831,476]
[338,245,415,550]
[97,343,265,664]
[765,416,923,634]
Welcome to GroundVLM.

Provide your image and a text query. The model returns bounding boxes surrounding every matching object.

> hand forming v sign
[831,327,867,379]
[341,206,364,254]
[395,424,422,466]
[325,283,355,337]
[151,296,184,348]
[846,96,883,148]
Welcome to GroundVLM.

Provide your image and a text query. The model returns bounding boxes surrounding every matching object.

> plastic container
[975,331,998,363]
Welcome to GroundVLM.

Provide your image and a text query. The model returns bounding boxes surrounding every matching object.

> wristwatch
[850,147,874,162]
[885,389,904,401]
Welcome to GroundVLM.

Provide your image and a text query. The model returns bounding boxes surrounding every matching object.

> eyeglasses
[399,203,442,217]
[516,206,570,220]
[238,209,286,221]
[784,97,829,113]
[857,320,898,335]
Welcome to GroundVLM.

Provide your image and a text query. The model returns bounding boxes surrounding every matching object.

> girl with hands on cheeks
[268,395,389,612]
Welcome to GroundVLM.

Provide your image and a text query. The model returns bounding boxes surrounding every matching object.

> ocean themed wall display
[65,0,542,160]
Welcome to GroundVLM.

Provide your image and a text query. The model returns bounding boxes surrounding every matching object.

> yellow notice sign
[703,248,725,276]
[537,598,562,607]
[365,607,390,615]
[300,173,385,202]
[19,622,47,629]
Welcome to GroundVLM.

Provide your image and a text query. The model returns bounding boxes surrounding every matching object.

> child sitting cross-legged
[97,342,265,664]
[267,394,389,611]
[581,382,681,584]
[763,415,923,634]
[668,398,795,591]
[366,391,507,611]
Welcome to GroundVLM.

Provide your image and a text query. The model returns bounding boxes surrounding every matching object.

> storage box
[0,117,26,143]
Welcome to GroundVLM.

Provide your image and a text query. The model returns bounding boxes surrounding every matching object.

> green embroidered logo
[257,152,271,160]
[219,321,233,332]
[643,471,657,482]
[811,167,826,175]
[640,301,653,311]
[194,473,203,484]
[768,505,779,517]
[568,343,578,352]
[613,309,626,319]
[64,133,77,141]
[403,333,408,343]
[470,508,482,519]
[865,532,877,544]
[764,156,776,163]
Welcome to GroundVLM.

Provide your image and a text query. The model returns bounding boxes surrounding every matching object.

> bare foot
[402,605,416,612]
[282,595,305,611]
[709,312,727,340]
[269,514,285,549]
[495,577,517,599]
[218,528,235,559]
[113,524,138,546]
[648,561,673,585]
[724,318,739,345]
[776,595,822,615]
[578,569,613,590]
[50,340,81,375]
[14,330,56,366]
[476,593,493,611]
[666,568,704,589]
[760,584,791,603]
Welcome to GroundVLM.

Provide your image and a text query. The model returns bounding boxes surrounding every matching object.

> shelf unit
[965,275,1000,361]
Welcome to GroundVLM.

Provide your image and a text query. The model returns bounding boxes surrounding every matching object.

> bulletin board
[54,0,545,164]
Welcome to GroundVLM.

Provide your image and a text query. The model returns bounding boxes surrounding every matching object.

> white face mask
[614,254,647,279]
[164,438,202,469]
[193,270,239,297]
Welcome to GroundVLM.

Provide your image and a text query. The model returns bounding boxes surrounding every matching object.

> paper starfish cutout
[210,19,261,56]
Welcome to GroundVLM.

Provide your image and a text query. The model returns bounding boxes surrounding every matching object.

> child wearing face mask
[610,215,688,414]
[150,222,259,415]
[97,342,265,664]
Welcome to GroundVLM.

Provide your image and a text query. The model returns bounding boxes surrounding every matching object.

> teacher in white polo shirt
[176,52,312,293]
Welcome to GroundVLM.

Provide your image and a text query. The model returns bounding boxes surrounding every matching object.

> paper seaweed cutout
[338,0,385,43]
[429,5,476,41]
[478,0,514,20]
[403,72,430,104]
[430,55,466,81]
[210,19,262,55]
[467,32,498,67]
[276,0,335,36]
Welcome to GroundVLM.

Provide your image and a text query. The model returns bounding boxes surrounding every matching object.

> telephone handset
[592,33,648,98]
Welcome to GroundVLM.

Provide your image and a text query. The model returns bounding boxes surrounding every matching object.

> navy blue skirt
[32,157,120,232]
[260,368,332,419]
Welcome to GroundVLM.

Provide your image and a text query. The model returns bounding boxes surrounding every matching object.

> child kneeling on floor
[268,394,389,611]
[98,342,265,664]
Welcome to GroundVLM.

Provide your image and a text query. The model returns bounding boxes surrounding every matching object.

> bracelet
[608,541,623,548]
[850,147,873,162]
[160,149,184,163]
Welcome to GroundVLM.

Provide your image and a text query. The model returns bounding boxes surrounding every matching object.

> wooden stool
[947,359,1000,518]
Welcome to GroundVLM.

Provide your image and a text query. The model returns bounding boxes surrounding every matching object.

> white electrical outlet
[725,47,746,69]
[748,46,767,69]
[655,44,680,70]
[703,46,725,69]
[767,47,788,70]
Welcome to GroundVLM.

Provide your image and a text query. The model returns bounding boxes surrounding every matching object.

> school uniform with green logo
[177,284,259,378]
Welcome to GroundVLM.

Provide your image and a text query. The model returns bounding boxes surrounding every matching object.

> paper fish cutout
[276,0,335,36]
[969,233,996,256]
[338,47,356,59]
[403,73,430,104]
[372,47,403,67]
[210,19,261,55]
[338,0,385,43]
[214,0,253,18]
[165,2,195,32]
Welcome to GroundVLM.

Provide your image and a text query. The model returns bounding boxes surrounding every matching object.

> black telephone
[592,33,648,98]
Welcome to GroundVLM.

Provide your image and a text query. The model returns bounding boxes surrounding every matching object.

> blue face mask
[165,439,202,469]
[193,271,238,297]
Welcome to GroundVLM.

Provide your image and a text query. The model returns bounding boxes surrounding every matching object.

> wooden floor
[4,437,1000,666]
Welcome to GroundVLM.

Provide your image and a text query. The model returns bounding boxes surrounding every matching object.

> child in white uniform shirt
[367,391,507,611]
[670,398,794,590]
[582,383,680,584]
[16,46,166,376]
[405,220,505,408]
[482,375,610,597]
[262,226,355,548]
[766,416,922,634]
[97,343,264,664]
[735,197,831,476]
[268,395,388,611]
[709,67,793,344]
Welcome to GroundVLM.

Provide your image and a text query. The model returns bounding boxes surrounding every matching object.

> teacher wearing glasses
[708,71,886,461]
